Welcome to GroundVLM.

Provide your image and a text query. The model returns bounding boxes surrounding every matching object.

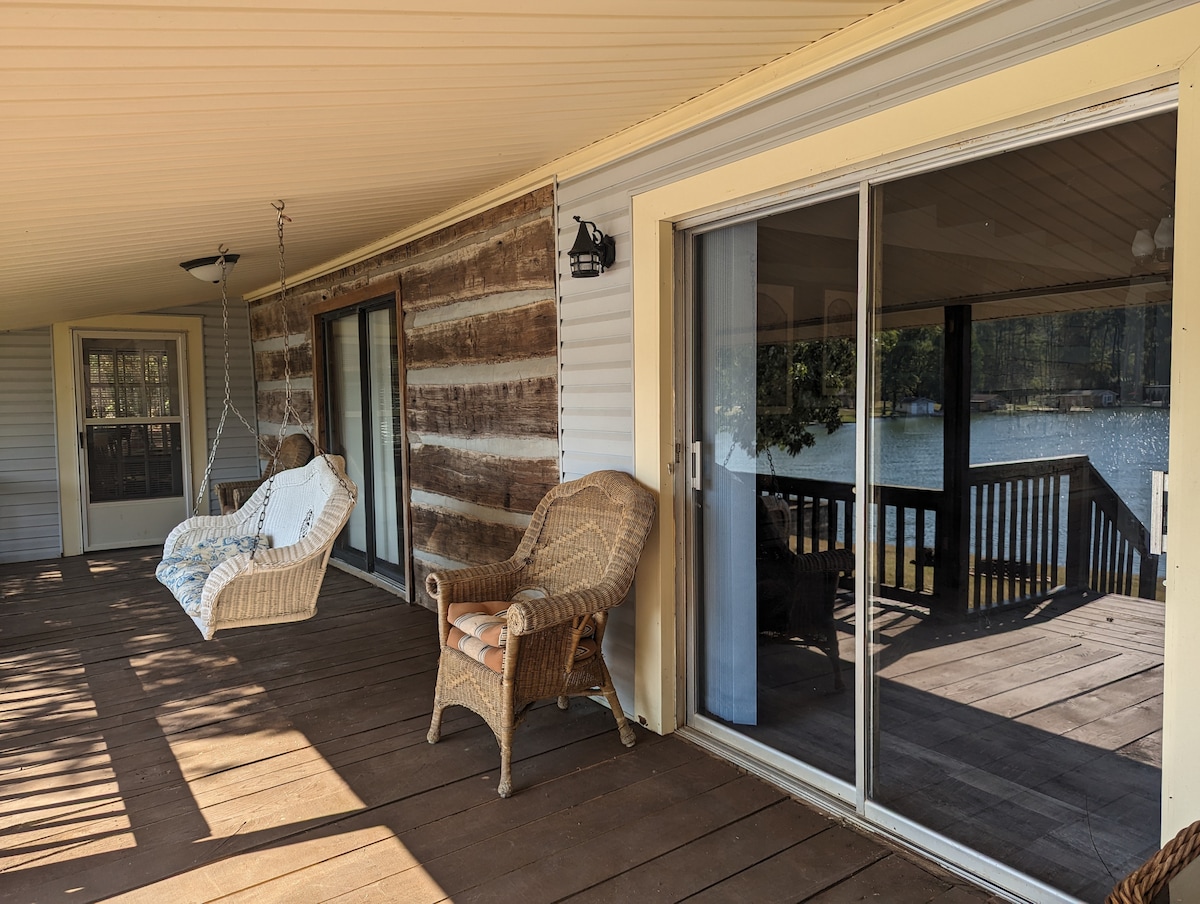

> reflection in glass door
[685,106,1176,903]
[690,194,859,786]
[868,112,1174,903]
[322,298,406,589]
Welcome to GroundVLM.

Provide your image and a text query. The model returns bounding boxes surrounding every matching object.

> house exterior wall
[557,1,1196,738]
[1,301,259,563]
[248,187,559,608]
[595,0,1200,851]
[559,0,1195,741]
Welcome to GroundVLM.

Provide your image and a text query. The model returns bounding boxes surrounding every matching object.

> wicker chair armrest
[199,549,325,634]
[215,479,263,514]
[506,583,624,636]
[426,560,525,608]
[215,479,262,496]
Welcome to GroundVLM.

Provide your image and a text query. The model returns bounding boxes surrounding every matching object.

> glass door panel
[78,334,189,548]
[869,112,1175,903]
[328,316,367,556]
[323,299,406,588]
[367,305,402,568]
[692,194,859,784]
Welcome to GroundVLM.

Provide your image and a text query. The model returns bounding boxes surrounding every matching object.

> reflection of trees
[862,306,1172,413]
[876,327,943,416]
[971,305,1171,403]
[718,337,855,457]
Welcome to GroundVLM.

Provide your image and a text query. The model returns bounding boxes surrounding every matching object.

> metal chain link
[192,248,263,515]
[251,202,356,559]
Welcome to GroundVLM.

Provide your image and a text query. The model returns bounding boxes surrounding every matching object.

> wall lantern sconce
[180,250,240,283]
[568,216,615,278]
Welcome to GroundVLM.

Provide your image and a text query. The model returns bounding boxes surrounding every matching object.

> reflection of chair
[1108,819,1200,903]
[755,494,852,693]
[426,470,656,798]
[215,433,314,514]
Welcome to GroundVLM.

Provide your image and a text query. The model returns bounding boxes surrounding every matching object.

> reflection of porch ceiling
[762,111,1177,341]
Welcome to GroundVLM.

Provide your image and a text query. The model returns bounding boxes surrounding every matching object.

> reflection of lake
[730,409,1170,567]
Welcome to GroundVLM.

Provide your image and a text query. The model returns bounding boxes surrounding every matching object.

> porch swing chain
[251,203,356,556]
[191,248,264,516]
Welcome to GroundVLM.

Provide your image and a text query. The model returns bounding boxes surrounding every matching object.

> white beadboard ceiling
[0,0,898,332]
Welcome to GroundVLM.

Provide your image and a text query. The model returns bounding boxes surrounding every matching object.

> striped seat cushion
[446,593,600,674]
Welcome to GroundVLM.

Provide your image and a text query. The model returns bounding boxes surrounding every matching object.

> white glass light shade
[180,253,239,283]
[1131,229,1155,262]
[1154,214,1174,254]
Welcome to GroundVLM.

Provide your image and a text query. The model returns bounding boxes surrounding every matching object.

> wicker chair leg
[557,695,570,710]
[427,700,444,744]
[600,684,637,748]
[497,731,513,798]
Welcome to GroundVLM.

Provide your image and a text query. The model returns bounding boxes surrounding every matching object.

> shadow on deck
[0,549,1003,904]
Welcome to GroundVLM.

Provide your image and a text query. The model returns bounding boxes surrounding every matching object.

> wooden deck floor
[745,588,1162,903]
[0,549,1004,904]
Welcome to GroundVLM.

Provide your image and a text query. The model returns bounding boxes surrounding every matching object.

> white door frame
[52,314,207,556]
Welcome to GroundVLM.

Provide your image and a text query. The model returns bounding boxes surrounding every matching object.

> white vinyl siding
[0,329,60,563]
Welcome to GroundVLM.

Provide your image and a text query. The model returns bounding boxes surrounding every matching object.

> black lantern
[567,216,615,278]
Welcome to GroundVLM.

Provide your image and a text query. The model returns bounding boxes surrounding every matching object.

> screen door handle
[690,441,702,491]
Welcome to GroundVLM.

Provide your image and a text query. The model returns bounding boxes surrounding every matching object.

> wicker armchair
[215,433,314,514]
[1108,819,1200,903]
[426,470,656,797]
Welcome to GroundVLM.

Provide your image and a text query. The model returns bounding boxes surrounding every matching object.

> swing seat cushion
[155,535,266,618]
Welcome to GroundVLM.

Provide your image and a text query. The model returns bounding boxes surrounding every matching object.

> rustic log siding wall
[248,186,559,607]
[403,188,559,607]
[248,294,317,458]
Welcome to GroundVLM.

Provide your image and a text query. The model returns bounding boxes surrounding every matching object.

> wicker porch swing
[156,202,357,639]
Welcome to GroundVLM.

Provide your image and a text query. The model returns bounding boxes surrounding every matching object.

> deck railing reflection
[758,453,1160,617]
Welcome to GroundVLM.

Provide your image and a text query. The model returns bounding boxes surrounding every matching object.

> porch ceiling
[0,1,898,332]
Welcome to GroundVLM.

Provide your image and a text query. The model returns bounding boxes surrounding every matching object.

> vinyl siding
[155,300,262,513]
[0,329,59,562]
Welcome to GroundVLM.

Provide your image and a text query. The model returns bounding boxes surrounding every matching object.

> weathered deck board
[0,549,996,904]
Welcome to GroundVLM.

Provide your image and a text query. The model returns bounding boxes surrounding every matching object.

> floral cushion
[182,534,263,565]
[157,559,212,617]
[155,535,268,618]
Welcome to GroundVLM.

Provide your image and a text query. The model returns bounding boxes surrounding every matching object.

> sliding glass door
[321,297,407,589]
[685,107,1176,903]
[690,194,859,788]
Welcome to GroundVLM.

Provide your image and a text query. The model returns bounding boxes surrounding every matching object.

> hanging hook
[272,199,291,223]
